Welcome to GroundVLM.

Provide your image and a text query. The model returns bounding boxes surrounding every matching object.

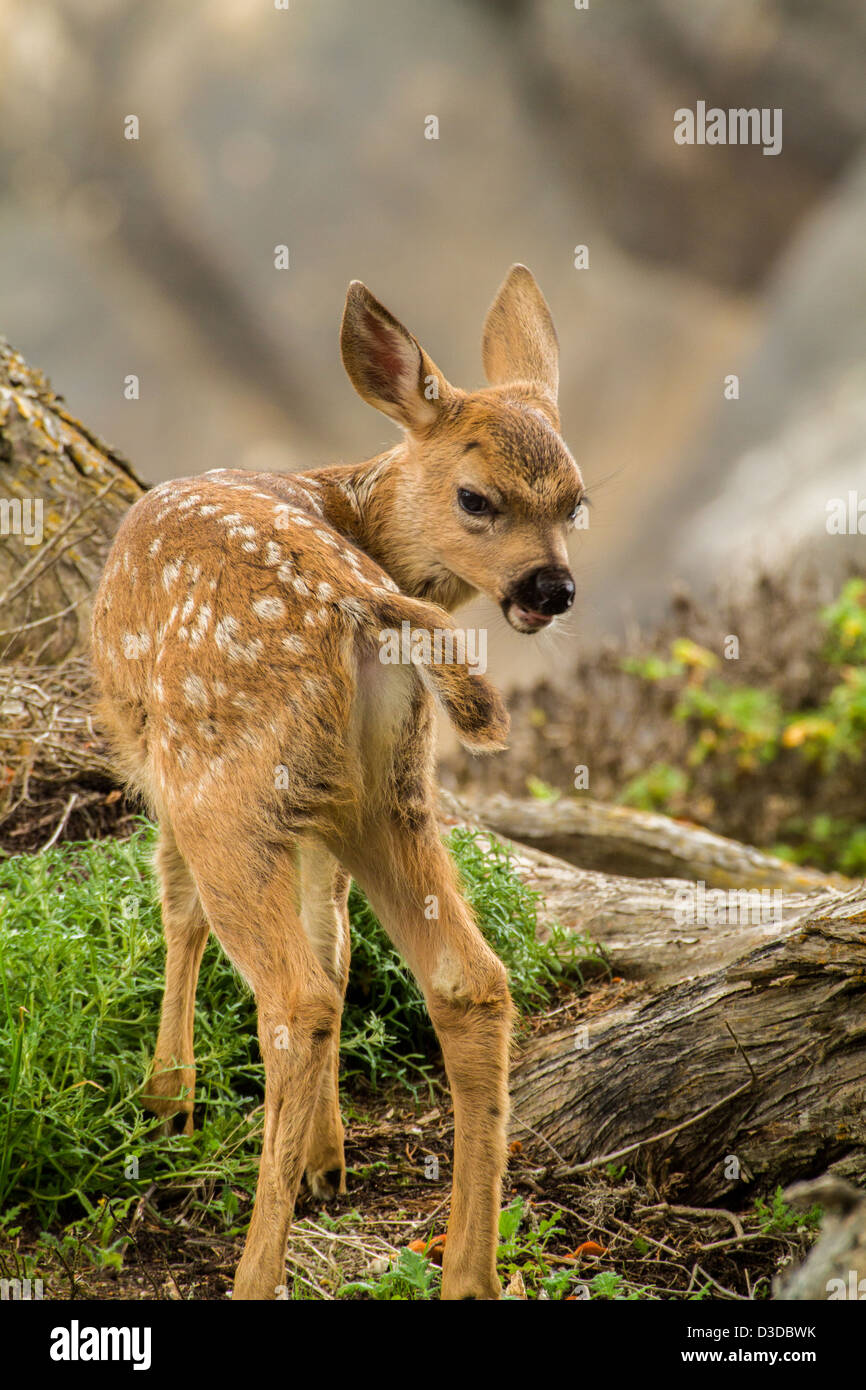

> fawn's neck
[300,449,473,612]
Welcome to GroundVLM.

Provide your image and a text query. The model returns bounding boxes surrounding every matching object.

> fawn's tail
[367,594,509,753]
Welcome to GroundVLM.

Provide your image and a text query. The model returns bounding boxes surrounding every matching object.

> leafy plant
[339,1246,439,1301]
[620,578,866,873]
[754,1187,822,1236]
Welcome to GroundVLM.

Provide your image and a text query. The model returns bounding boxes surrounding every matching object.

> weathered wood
[508,888,866,1205]
[457,790,847,892]
[438,790,843,985]
[439,792,866,1205]
[0,337,146,664]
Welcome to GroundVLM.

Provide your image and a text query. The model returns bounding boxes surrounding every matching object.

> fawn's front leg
[340,820,513,1299]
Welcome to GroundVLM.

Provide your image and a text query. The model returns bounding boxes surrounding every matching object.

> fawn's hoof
[305,1164,346,1201]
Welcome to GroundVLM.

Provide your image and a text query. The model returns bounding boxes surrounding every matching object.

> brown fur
[91,265,584,1300]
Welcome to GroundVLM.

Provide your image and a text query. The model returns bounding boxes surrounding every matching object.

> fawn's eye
[458,486,492,514]
[457,488,491,517]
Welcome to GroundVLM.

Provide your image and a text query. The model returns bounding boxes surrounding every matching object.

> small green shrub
[620,578,866,873]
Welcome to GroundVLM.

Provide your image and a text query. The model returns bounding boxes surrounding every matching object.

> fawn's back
[91,466,504,849]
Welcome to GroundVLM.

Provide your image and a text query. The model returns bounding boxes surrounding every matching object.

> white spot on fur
[253,596,286,621]
[149,537,163,557]
[162,559,183,591]
[337,597,368,623]
[121,630,151,658]
[292,576,311,597]
[282,634,305,655]
[190,604,212,646]
[214,615,263,664]
[183,674,208,707]
[264,542,282,566]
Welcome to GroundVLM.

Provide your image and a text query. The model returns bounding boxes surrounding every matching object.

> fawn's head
[340,265,585,633]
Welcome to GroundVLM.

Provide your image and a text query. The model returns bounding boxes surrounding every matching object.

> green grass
[0,823,600,1221]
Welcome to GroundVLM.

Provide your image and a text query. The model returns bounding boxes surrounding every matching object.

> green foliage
[347,1196,613,1302]
[620,579,866,872]
[619,763,688,812]
[340,1246,439,1301]
[526,776,561,802]
[754,1187,822,1236]
[0,823,600,1218]
[498,1195,569,1299]
[821,578,866,664]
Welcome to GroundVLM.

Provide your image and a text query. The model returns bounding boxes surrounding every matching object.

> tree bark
[439,792,866,1206]
[0,336,146,665]
[508,880,866,1206]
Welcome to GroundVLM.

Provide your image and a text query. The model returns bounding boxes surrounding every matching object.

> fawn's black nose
[514,565,576,616]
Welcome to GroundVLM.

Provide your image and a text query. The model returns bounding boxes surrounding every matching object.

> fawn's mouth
[501,601,553,634]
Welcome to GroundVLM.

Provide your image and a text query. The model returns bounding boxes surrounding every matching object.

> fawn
[90,264,585,1300]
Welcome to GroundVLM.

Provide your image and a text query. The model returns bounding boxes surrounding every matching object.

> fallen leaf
[572,1241,607,1258]
[508,1140,523,1155]
[505,1269,526,1299]
[408,1234,447,1265]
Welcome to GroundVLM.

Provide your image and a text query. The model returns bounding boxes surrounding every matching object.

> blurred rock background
[1,0,865,693]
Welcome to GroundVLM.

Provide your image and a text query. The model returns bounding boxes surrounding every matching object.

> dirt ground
[0,794,822,1301]
[2,994,819,1302]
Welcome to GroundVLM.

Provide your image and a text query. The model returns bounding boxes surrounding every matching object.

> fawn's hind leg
[142,821,211,1135]
[298,842,351,1200]
[171,834,340,1300]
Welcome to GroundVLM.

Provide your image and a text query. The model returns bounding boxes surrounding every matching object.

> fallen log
[508,884,866,1206]
[439,792,866,1206]
[438,790,844,984]
[459,790,847,891]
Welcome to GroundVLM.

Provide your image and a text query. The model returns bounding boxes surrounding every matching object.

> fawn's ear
[341,282,451,433]
[482,264,559,408]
